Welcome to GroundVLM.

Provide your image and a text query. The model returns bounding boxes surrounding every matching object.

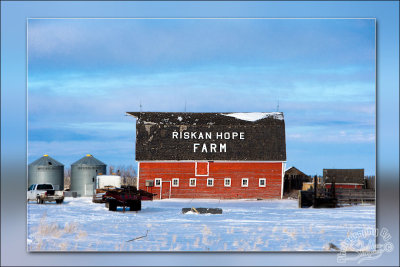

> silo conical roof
[71,154,106,166]
[29,155,64,167]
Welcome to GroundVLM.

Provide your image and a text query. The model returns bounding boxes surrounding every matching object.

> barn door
[161,181,171,199]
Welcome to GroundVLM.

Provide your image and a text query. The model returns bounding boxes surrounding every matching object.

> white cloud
[286,129,375,143]
[64,122,133,132]
[28,20,88,56]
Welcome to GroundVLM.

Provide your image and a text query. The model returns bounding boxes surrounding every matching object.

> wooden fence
[335,188,375,204]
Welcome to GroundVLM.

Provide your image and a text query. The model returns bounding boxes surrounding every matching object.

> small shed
[284,166,310,193]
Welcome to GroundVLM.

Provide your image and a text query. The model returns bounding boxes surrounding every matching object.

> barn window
[195,162,209,176]
[172,178,179,187]
[207,178,214,187]
[189,178,196,187]
[259,178,266,187]
[241,178,249,187]
[155,178,162,187]
[224,178,231,187]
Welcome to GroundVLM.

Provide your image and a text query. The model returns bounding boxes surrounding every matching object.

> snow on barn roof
[127,112,284,125]
[221,112,283,122]
[126,112,286,162]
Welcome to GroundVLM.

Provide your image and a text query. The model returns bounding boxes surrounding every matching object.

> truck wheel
[128,201,135,211]
[56,199,63,204]
[129,200,141,211]
[36,197,43,204]
[108,200,117,211]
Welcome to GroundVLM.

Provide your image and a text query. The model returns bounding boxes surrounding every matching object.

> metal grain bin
[70,154,106,197]
[28,155,64,190]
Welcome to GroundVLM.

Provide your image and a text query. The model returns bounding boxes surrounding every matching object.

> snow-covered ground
[27,198,375,251]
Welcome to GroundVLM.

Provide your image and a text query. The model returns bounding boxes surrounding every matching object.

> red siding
[325,183,363,189]
[139,162,283,199]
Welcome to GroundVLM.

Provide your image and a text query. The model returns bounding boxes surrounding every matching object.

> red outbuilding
[127,112,287,199]
[323,169,365,189]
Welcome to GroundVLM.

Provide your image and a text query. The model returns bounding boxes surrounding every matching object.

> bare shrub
[114,165,137,187]
[64,167,71,190]
[30,213,86,251]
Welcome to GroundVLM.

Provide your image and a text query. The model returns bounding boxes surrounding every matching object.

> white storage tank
[96,175,122,189]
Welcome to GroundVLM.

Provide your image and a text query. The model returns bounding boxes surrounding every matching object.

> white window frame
[241,178,249,187]
[154,178,162,187]
[207,178,214,187]
[195,162,209,176]
[259,178,266,187]
[189,178,196,187]
[224,178,231,187]
[172,178,179,187]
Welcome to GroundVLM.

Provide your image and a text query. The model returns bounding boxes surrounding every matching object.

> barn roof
[285,166,307,176]
[127,112,286,161]
[29,155,64,167]
[323,169,364,184]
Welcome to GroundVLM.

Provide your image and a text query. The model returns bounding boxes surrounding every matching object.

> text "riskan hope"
[172,131,245,153]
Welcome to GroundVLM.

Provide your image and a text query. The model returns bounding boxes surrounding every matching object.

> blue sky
[27,18,376,175]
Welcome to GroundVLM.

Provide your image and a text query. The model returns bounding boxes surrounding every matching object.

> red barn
[127,112,287,199]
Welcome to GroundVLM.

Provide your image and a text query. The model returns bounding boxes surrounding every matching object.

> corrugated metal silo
[28,155,64,190]
[70,154,106,197]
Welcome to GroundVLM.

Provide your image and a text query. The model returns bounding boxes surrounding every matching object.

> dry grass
[193,237,200,248]
[226,227,234,234]
[29,213,87,251]
[282,228,297,239]
[201,225,213,247]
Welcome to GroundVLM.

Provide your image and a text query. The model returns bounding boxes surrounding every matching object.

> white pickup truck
[27,184,64,204]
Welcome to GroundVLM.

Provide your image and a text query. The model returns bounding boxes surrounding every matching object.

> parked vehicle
[92,174,122,203]
[103,186,156,211]
[96,175,122,189]
[27,183,64,204]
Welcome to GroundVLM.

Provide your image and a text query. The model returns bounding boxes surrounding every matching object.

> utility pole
[276,98,280,112]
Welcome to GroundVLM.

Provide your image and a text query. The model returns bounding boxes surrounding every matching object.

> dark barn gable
[127,112,286,161]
